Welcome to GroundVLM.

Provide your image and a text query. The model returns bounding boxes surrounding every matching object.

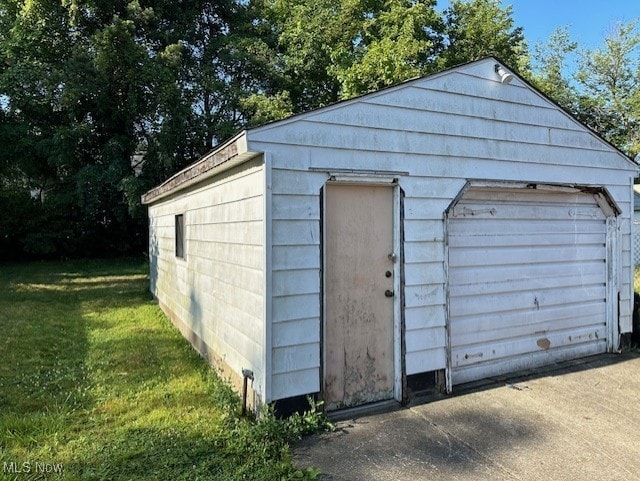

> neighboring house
[142,57,638,413]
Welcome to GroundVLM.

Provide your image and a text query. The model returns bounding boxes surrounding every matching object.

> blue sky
[438,1,639,49]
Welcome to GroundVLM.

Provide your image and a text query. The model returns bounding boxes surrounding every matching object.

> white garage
[447,185,617,385]
[144,57,637,413]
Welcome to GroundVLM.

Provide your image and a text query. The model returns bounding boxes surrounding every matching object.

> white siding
[268,169,325,400]
[148,157,266,399]
[248,58,635,399]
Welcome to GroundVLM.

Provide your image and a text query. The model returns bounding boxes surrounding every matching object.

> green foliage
[331,0,443,98]
[1,0,638,259]
[260,0,349,111]
[0,184,39,258]
[283,397,335,440]
[242,91,294,126]
[0,259,328,480]
[575,22,640,157]
[530,21,640,158]
[218,404,327,480]
[0,0,530,259]
[439,0,528,72]
[530,27,579,111]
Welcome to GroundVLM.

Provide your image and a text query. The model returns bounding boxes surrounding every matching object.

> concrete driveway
[293,353,640,481]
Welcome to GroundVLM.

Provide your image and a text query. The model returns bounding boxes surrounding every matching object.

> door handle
[385,289,394,298]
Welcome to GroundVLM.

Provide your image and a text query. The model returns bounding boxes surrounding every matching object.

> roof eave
[141,131,260,205]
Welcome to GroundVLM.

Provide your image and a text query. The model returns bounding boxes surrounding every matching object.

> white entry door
[324,184,395,410]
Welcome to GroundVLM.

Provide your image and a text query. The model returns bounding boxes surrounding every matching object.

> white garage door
[447,186,610,385]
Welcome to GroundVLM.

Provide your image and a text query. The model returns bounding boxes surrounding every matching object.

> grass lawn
[0,259,324,480]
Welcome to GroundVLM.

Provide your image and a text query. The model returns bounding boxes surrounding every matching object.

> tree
[0,0,278,257]
[528,22,640,159]
[0,0,79,256]
[257,0,356,112]
[574,22,640,157]
[255,0,529,118]
[12,0,627,259]
[0,0,74,190]
[439,0,528,73]
[530,27,579,112]
[252,0,445,114]
[0,0,167,255]
[330,0,444,98]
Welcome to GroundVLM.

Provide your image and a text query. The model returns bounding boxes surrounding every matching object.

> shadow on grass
[0,262,94,414]
[0,259,284,481]
[0,260,153,471]
[1,259,312,481]
[64,427,232,480]
[0,262,98,481]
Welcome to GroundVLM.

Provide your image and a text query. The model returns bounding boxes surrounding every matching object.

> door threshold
[327,399,400,422]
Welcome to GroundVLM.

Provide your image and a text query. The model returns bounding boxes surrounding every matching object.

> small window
[175,214,185,258]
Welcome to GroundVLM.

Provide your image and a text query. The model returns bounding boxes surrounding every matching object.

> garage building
[142,57,638,412]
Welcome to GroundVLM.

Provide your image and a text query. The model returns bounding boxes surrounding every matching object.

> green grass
[0,259,324,480]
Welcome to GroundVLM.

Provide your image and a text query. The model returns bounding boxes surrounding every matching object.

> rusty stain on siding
[537,338,551,350]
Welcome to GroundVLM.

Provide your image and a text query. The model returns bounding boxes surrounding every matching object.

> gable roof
[142,57,637,205]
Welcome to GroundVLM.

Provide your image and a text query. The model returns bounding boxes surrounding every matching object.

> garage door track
[293,353,640,481]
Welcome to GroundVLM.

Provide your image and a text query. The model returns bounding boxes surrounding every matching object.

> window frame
[175,213,185,259]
